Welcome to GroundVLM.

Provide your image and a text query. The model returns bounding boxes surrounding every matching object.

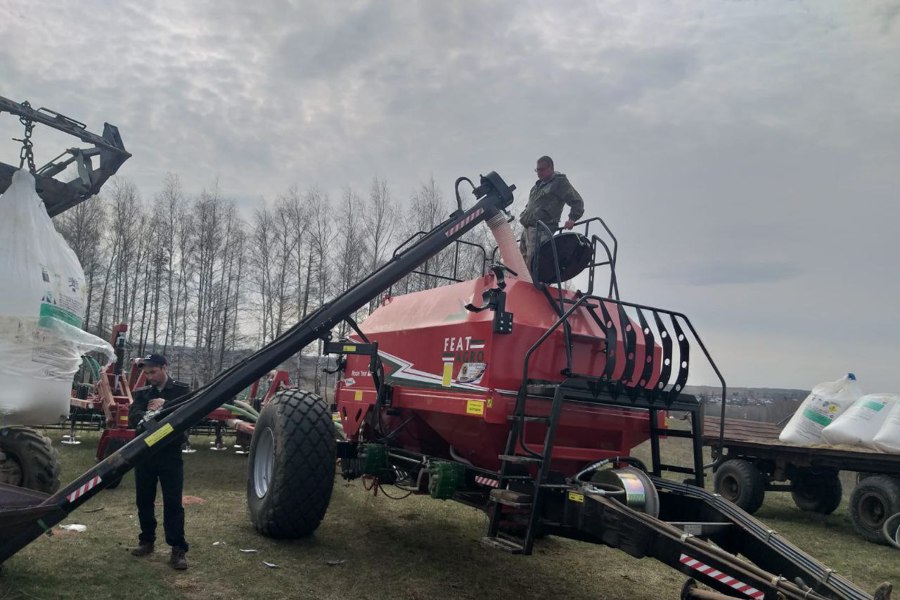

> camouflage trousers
[519,225,553,271]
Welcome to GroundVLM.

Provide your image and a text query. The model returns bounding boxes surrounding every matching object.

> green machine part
[428,461,466,500]
[359,443,389,475]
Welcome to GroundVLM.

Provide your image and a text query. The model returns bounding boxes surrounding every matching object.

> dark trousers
[135,450,188,552]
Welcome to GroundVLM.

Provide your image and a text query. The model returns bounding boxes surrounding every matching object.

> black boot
[170,547,188,570]
[130,542,154,557]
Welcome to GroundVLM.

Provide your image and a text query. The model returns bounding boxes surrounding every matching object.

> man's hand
[148,398,165,411]
[564,219,576,230]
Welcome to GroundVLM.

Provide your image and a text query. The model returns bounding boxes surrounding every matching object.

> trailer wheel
[713,459,765,514]
[849,475,900,544]
[247,389,335,538]
[0,426,60,494]
[98,438,128,489]
[790,468,842,515]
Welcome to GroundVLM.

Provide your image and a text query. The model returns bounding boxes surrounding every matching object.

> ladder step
[508,415,551,423]
[499,454,542,465]
[480,536,524,553]
[502,475,536,481]
[489,489,533,507]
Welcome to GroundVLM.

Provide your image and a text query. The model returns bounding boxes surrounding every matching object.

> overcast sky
[2,1,898,391]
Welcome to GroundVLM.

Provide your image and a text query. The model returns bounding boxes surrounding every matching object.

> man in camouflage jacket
[519,155,585,269]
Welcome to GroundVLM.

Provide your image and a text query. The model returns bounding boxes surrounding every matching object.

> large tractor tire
[790,468,842,515]
[849,475,900,544]
[247,389,335,538]
[713,459,766,514]
[0,426,61,493]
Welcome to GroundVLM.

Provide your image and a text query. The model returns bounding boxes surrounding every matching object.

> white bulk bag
[0,170,113,426]
[872,401,900,454]
[779,374,862,445]
[822,393,898,447]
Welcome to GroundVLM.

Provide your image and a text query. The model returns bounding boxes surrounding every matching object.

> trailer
[0,169,893,600]
[704,416,900,546]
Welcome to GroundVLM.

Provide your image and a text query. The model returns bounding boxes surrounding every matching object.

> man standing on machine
[519,155,585,269]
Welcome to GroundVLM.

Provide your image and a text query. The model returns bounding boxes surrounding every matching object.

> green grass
[0,428,897,600]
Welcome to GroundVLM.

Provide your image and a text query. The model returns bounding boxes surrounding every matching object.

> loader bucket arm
[0,171,515,564]
[0,95,131,216]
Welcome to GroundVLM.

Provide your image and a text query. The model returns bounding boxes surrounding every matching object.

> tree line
[53,174,499,386]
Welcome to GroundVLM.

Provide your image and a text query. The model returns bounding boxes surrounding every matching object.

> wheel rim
[0,454,23,486]
[721,475,740,501]
[253,427,275,499]
[858,492,887,528]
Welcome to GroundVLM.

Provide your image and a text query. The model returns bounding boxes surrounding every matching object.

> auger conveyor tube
[0,171,515,564]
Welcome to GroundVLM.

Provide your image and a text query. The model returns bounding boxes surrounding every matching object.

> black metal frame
[386,233,488,296]
[0,95,131,216]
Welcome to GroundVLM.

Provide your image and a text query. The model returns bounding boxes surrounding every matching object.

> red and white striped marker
[445,208,484,238]
[474,475,499,488]
[67,474,102,504]
[679,554,764,600]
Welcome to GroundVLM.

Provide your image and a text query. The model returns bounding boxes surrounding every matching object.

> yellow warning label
[568,491,584,503]
[354,390,363,401]
[486,396,493,409]
[442,362,453,387]
[343,345,357,352]
[144,423,174,447]
[466,400,484,416]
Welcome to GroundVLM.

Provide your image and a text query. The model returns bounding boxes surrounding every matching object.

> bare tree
[364,177,397,311]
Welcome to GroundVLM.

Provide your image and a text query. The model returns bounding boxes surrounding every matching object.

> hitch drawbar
[0,171,516,564]
[562,478,892,600]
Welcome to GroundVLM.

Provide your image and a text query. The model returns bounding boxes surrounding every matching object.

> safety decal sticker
[457,362,486,384]
[445,208,484,237]
[144,423,174,447]
[474,475,499,488]
[679,554,764,599]
[568,491,585,503]
[466,400,485,416]
[67,474,102,504]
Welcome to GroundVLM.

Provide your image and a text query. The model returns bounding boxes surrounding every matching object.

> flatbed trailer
[704,416,900,545]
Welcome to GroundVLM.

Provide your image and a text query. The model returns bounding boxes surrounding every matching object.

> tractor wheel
[849,475,900,544]
[713,459,766,514]
[790,468,842,515]
[247,389,335,538]
[0,426,60,494]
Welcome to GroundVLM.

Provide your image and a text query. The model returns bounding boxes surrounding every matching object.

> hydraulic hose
[231,399,259,419]
[884,512,900,549]
[221,404,257,422]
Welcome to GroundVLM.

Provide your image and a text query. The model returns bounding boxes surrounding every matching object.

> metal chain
[14,100,37,174]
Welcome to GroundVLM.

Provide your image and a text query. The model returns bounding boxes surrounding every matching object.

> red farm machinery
[0,100,893,598]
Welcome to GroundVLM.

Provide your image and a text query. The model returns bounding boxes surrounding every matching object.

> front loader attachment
[0,95,131,215]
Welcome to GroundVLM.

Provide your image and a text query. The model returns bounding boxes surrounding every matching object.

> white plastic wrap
[0,170,114,427]
[821,393,898,448]
[872,401,900,454]
[778,374,862,446]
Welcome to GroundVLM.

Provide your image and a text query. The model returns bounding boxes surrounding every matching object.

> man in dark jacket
[127,353,192,570]
[519,155,585,269]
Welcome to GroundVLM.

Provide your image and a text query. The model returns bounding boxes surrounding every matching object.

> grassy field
[0,428,897,600]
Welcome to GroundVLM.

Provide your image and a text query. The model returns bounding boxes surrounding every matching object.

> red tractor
[0,171,891,600]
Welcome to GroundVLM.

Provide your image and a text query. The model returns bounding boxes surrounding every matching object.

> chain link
[14,100,37,174]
